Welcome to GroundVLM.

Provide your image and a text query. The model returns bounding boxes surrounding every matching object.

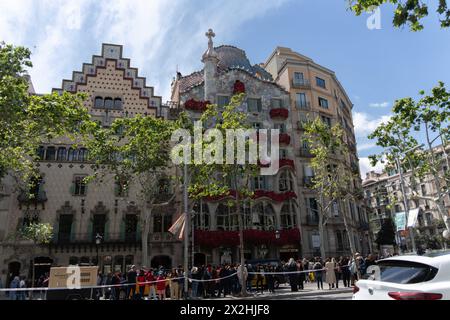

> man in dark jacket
[126,265,137,300]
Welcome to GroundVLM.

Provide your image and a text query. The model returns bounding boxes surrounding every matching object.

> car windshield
[375,260,438,284]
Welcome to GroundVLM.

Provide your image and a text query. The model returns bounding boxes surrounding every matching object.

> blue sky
[1,0,449,177]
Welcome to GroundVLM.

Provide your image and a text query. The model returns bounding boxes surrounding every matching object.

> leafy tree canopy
[0,43,93,185]
[349,0,450,31]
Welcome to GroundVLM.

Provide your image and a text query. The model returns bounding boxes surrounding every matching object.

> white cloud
[0,0,291,99]
[359,157,385,179]
[357,142,376,152]
[369,101,390,108]
[353,112,391,137]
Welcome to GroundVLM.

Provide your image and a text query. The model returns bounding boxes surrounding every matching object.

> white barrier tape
[0,267,341,292]
[0,276,186,292]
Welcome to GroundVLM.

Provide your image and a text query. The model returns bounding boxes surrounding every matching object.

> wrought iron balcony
[306,214,319,225]
[53,232,140,245]
[292,79,311,89]
[295,101,311,110]
[17,189,47,204]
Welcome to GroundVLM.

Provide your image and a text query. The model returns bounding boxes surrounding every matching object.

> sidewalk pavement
[207,282,354,300]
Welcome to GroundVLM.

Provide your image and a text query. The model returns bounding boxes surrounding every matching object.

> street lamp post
[95,233,103,267]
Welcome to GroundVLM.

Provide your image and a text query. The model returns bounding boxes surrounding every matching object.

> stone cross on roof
[206,28,215,49]
[202,28,218,62]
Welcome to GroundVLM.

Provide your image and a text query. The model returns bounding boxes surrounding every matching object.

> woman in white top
[325,258,337,290]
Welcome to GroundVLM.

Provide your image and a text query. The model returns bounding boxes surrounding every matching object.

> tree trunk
[318,214,326,260]
[343,198,357,256]
[141,207,152,268]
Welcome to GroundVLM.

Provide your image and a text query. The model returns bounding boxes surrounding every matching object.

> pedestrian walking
[137,269,146,300]
[325,258,337,290]
[9,276,20,300]
[286,258,298,292]
[313,258,324,290]
[156,272,166,300]
[126,265,137,300]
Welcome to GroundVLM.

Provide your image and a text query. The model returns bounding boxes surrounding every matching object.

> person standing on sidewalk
[339,256,351,288]
[126,265,137,300]
[313,258,324,290]
[325,258,337,290]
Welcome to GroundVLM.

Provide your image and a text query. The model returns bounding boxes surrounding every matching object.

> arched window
[104,97,113,109]
[216,203,230,231]
[94,96,104,108]
[280,200,297,229]
[193,201,210,230]
[45,146,56,161]
[57,147,67,161]
[114,98,122,109]
[425,212,433,226]
[251,202,275,231]
[279,170,294,192]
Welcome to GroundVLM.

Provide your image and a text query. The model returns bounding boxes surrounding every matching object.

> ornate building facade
[0,44,181,286]
[363,144,450,250]
[170,31,370,264]
[264,47,371,258]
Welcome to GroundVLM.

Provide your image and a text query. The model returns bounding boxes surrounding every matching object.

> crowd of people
[3,252,384,300]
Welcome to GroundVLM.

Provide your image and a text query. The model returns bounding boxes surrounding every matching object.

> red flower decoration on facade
[185,99,211,112]
[194,229,301,248]
[279,133,291,145]
[269,108,289,119]
[258,158,295,169]
[233,80,246,94]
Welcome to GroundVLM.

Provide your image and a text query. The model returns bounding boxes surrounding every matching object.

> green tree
[0,43,92,185]
[375,218,397,247]
[12,222,53,297]
[348,0,450,31]
[86,115,177,267]
[186,94,258,296]
[369,82,450,240]
[304,117,360,259]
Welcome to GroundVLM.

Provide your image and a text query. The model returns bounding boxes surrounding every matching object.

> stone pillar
[202,29,219,102]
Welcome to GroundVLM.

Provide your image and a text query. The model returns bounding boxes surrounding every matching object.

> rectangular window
[247,98,262,113]
[153,215,162,233]
[321,116,332,127]
[253,176,267,190]
[73,176,87,196]
[274,123,286,133]
[318,97,329,109]
[296,93,307,108]
[316,77,326,89]
[293,72,304,85]
[252,122,262,130]
[336,231,344,251]
[163,215,172,232]
[217,95,230,108]
[271,98,282,108]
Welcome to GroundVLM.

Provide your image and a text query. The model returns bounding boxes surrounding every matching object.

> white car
[353,250,450,300]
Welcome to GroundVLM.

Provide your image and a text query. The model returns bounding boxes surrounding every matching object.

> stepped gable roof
[178,45,281,94]
[52,43,161,110]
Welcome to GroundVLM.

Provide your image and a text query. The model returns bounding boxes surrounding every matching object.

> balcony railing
[306,214,319,225]
[298,148,313,158]
[292,79,311,89]
[17,189,47,204]
[295,101,311,110]
[54,232,140,245]
[302,176,315,188]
